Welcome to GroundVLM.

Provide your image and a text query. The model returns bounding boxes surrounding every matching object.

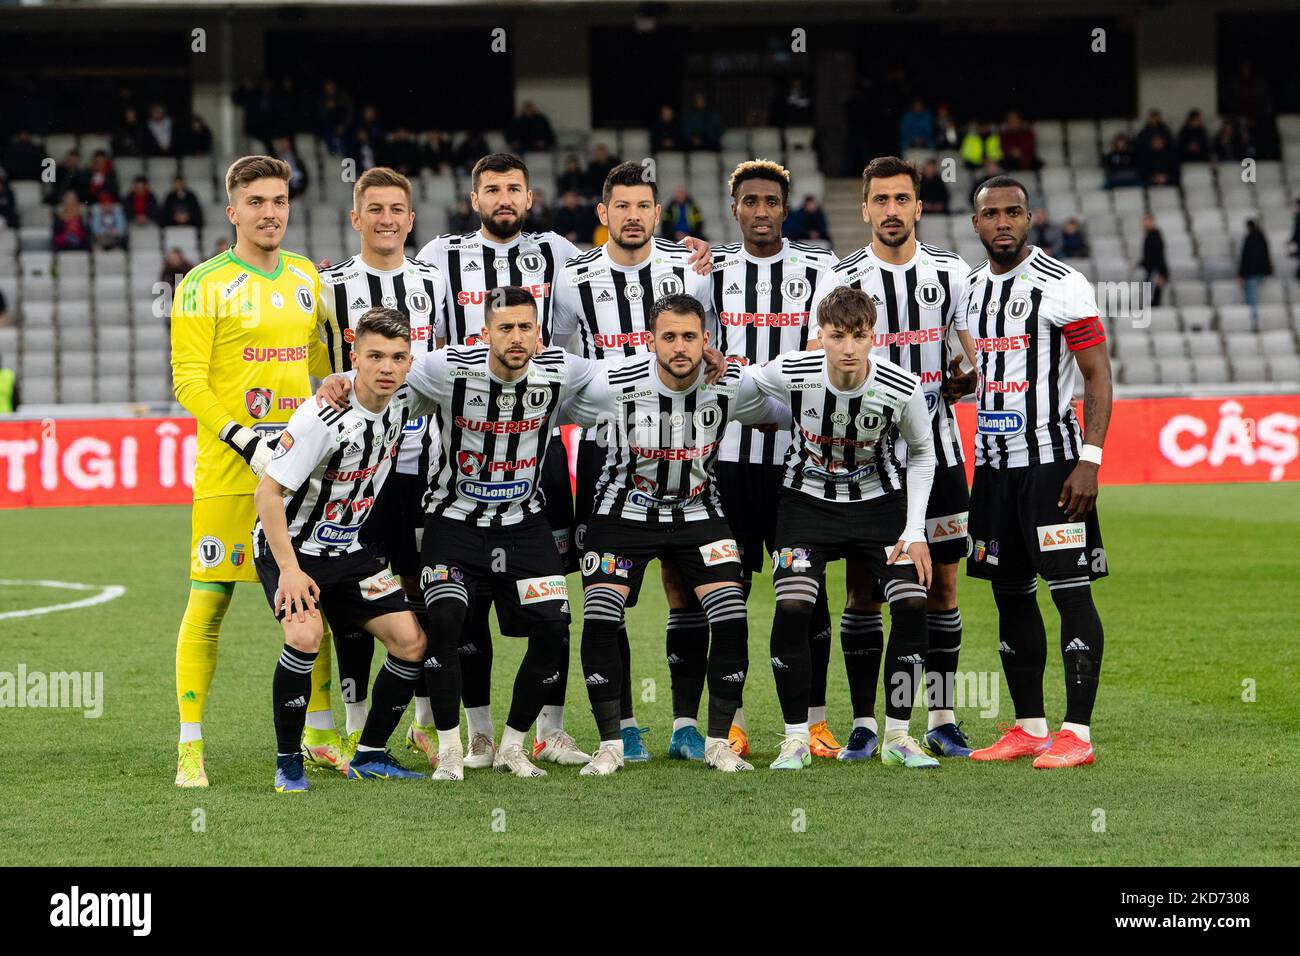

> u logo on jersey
[915,280,946,309]
[655,274,684,297]
[296,287,314,312]
[693,404,722,431]
[525,386,551,410]
[1005,294,1033,322]
[782,275,810,301]
[406,290,432,315]
[519,252,544,275]
[856,411,884,433]
[457,451,485,475]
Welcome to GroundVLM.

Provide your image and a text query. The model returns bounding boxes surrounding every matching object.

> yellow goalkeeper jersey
[171,248,331,500]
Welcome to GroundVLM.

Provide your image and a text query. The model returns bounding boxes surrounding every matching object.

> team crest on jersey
[229,543,246,568]
[245,387,273,419]
[497,394,516,410]
[406,290,432,315]
[623,283,644,302]
[915,280,946,309]
[296,287,315,313]
[831,411,850,426]
[655,274,684,297]
[693,404,722,431]
[1005,294,1033,322]
[382,294,397,309]
[385,421,401,446]
[985,298,1001,319]
[197,535,224,569]
[782,275,810,301]
[457,451,485,475]
[632,474,657,493]
[493,258,511,273]
[519,252,544,274]
[755,280,772,295]
[925,391,939,412]
[269,291,284,309]
[857,411,884,433]
[525,386,551,410]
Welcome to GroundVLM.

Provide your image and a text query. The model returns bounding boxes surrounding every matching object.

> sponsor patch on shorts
[699,539,740,565]
[927,511,969,543]
[1036,522,1087,551]
[516,575,569,605]
[359,568,401,600]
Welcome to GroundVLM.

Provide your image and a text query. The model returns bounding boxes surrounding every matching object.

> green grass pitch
[2,483,1297,866]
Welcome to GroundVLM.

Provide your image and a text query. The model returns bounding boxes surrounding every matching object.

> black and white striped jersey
[402,344,600,526]
[744,351,936,541]
[416,230,580,346]
[559,359,786,524]
[256,387,432,558]
[953,246,1105,469]
[317,255,447,478]
[710,238,837,465]
[810,241,970,468]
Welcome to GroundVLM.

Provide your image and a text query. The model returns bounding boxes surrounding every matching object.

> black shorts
[359,471,426,578]
[540,437,577,574]
[920,462,972,564]
[581,515,744,593]
[714,461,784,575]
[966,460,1108,582]
[255,546,410,627]
[772,490,920,590]
[575,438,647,608]
[420,512,571,637]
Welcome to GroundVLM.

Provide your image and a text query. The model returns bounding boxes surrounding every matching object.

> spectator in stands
[233,77,275,150]
[211,236,230,256]
[112,107,149,157]
[317,79,354,147]
[1136,133,1180,187]
[52,192,91,251]
[683,93,723,151]
[1134,109,1174,157]
[553,190,597,244]
[1000,110,1038,170]
[506,101,556,153]
[1104,133,1141,188]
[3,131,45,181]
[0,289,10,328]
[49,150,90,205]
[1226,60,1277,158]
[1213,117,1251,162]
[1029,207,1063,257]
[900,99,934,151]
[184,115,214,155]
[786,194,831,243]
[661,185,704,241]
[1289,198,1300,279]
[90,192,128,251]
[772,78,812,127]
[124,176,160,225]
[1138,214,1169,307]
[0,351,17,411]
[271,137,309,198]
[1177,109,1211,163]
[960,121,1002,170]
[526,188,553,232]
[349,128,378,172]
[1059,218,1089,259]
[932,103,960,150]
[1238,219,1273,328]
[453,130,490,171]
[0,172,17,229]
[585,143,619,193]
[160,247,195,294]
[146,103,174,155]
[968,159,1004,206]
[86,150,120,203]
[380,127,420,177]
[448,198,475,233]
[162,176,204,228]
[651,104,684,152]
[558,154,586,196]
[419,130,453,172]
[917,159,950,213]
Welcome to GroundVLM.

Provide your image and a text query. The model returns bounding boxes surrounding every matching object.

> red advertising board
[1,394,1297,508]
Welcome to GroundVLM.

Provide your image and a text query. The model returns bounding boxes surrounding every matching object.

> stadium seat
[1257,280,1287,305]
[57,299,94,328]
[1266,355,1300,382]
[1257,304,1290,332]
[98,328,131,353]
[132,374,171,403]
[1229,356,1268,382]
[1209,279,1243,306]
[20,375,56,405]
[621,130,650,158]
[1150,331,1186,358]
[0,326,17,358]
[97,375,130,403]
[1120,357,1158,385]
[22,301,55,326]
[1073,168,1105,192]
[1217,304,1253,333]
[1170,281,1209,306]
[1157,357,1193,384]
[1146,186,1181,212]
[1260,330,1299,355]
[1176,305,1213,331]
[1191,356,1230,383]
[1112,331,1151,357]
[1184,331,1223,357]
[784,127,815,153]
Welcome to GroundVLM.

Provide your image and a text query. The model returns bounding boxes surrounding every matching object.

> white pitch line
[0,580,127,620]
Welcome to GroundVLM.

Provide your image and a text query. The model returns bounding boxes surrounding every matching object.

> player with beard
[810,156,974,761]
[412,154,711,770]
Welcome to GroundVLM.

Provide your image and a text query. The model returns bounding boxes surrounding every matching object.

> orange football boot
[1033,728,1095,768]
[969,722,1052,761]
[728,723,750,758]
[808,720,842,758]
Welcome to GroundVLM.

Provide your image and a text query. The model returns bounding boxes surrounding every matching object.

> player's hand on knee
[888,539,932,590]
[315,373,352,411]
[1058,462,1099,520]
[277,569,320,623]
[681,236,712,274]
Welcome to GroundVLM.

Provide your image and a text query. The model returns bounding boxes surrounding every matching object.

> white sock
[1060,721,1091,742]
[705,735,730,752]
[438,724,462,754]
[305,710,334,732]
[732,707,748,732]
[808,705,826,726]
[784,722,810,741]
[884,717,911,737]
[179,722,202,744]
[620,717,637,730]
[604,737,625,757]
[413,696,434,726]
[356,743,382,753]
[345,702,368,735]
[466,705,494,739]
[852,716,878,734]
[500,726,526,752]
[927,708,956,731]
[672,716,698,732]
[1017,717,1050,738]
[537,705,564,738]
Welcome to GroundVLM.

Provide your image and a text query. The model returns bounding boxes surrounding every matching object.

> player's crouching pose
[747,285,940,770]
[254,310,432,792]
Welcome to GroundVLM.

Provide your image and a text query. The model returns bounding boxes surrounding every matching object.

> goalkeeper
[170,156,344,788]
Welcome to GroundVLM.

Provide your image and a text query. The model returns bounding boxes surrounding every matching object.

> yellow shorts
[190,494,259,583]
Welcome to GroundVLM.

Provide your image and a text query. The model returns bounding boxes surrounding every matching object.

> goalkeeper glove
[219,422,275,478]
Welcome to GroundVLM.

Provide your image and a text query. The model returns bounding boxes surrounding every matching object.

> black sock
[807,581,832,712]
[666,608,708,721]
[423,585,468,732]
[506,621,567,733]
[882,593,928,722]
[333,626,374,707]
[1049,578,1105,726]
[618,624,634,721]
[581,586,627,741]
[992,579,1048,720]
[770,598,815,726]
[543,625,570,707]
[841,609,884,720]
[700,586,748,739]
[458,591,494,710]
[273,644,317,754]
[925,607,962,714]
[360,654,422,749]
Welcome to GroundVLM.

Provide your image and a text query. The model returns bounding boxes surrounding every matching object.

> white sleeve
[549,269,580,348]
[560,352,599,397]
[730,371,791,427]
[897,385,936,544]
[557,360,610,428]
[743,355,791,405]
[550,234,582,263]
[808,268,843,328]
[689,270,720,345]
[1048,270,1102,327]
[430,267,449,341]
[265,407,334,492]
[403,349,449,405]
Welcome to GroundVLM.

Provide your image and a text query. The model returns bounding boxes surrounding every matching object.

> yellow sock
[307,620,335,722]
[176,582,233,725]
